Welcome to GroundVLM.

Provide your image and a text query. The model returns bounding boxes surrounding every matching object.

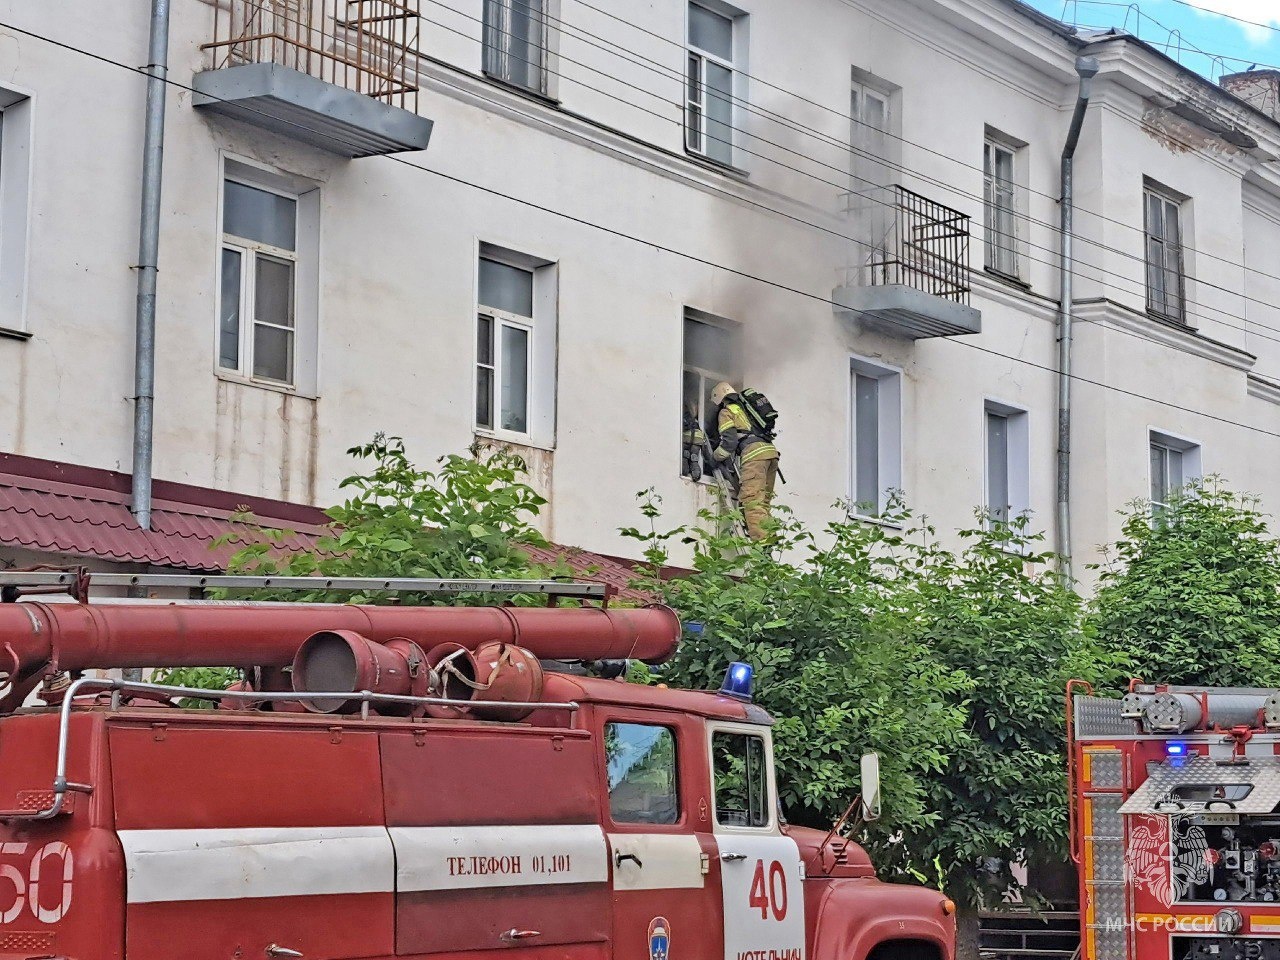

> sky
[1021,0,1280,81]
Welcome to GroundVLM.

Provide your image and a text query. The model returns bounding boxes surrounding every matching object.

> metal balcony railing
[204,0,421,111]
[862,185,972,305]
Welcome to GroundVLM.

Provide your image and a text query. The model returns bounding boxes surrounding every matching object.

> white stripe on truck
[391,824,609,891]
[118,827,395,904]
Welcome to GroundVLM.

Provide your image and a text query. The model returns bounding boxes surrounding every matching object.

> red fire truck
[1069,681,1280,960]
[0,571,954,960]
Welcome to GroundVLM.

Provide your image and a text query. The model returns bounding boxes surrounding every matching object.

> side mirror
[860,753,882,822]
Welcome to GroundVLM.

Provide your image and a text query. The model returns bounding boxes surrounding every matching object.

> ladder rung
[0,572,609,598]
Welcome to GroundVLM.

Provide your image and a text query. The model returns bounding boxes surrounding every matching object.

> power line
[6,14,1280,444]
[1165,0,1280,36]
[503,0,1280,293]
[414,0,1280,347]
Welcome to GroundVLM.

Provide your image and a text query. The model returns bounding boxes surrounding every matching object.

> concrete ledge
[193,63,434,158]
[833,283,982,339]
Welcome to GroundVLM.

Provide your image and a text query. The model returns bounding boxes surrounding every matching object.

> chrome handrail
[0,676,579,822]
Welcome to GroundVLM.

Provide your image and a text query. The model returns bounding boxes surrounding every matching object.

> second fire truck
[1070,681,1280,960]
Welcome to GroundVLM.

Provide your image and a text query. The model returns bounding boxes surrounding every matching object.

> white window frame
[983,130,1026,282]
[214,157,320,397]
[1144,180,1188,323]
[1148,428,1202,513]
[848,356,903,519]
[482,0,558,98]
[0,85,33,337]
[706,722,780,836]
[473,242,558,449]
[685,0,746,168]
[984,400,1029,530]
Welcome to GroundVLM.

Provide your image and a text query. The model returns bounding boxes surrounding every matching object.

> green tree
[622,493,971,847]
[1089,477,1280,687]
[889,514,1113,945]
[163,436,556,694]
[624,495,1111,922]
[221,434,555,604]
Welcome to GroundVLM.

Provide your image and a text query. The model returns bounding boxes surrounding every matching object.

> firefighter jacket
[713,398,779,465]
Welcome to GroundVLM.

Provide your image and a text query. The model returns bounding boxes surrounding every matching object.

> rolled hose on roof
[0,601,681,677]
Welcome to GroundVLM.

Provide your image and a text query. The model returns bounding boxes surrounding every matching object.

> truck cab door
[598,710,723,960]
[709,722,806,960]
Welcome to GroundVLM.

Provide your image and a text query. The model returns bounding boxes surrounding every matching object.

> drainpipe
[131,0,171,529]
[1055,55,1100,581]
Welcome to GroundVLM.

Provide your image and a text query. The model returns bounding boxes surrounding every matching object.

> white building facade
[0,0,1279,578]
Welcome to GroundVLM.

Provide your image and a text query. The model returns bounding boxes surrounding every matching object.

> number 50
[0,841,73,924]
[748,859,788,921]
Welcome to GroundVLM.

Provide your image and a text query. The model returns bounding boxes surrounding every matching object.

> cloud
[1176,0,1280,46]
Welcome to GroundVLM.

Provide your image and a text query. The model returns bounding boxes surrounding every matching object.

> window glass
[253,323,293,382]
[689,3,733,60]
[254,255,294,328]
[987,411,1009,524]
[479,257,534,317]
[606,723,679,824]
[684,317,734,373]
[704,61,734,165]
[219,248,242,370]
[712,731,769,828]
[476,316,495,428]
[854,373,880,511]
[483,0,548,93]
[223,180,297,250]
[500,323,529,432]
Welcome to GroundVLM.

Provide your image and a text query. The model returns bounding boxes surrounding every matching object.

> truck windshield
[712,731,770,828]
[604,723,680,824]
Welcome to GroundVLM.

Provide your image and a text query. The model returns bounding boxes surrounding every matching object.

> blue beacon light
[720,662,755,701]
[1167,742,1187,757]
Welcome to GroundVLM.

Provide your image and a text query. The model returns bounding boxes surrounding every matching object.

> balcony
[194,0,434,158]
[834,185,981,339]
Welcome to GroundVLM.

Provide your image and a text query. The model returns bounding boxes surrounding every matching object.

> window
[686,2,741,166]
[1149,431,1201,513]
[984,135,1023,279]
[850,77,895,194]
[850,358,902,516]
[476,257,533,434]
[474,244,557,445]
[712,731,770,828]
[219,178,300,385]
[1144,183,1186,322]
[483,0,551,96]
[605,723,679,825]
[681,310,738,476]
[0,88,33,335]
[985,402,1029,527]
[849,72,900,267]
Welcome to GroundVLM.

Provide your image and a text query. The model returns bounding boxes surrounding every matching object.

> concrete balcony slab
[193,62,434,159]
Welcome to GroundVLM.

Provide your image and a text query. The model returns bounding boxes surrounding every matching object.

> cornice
[1075,297,1257,372]
[1248,374,1280,406]
[409,58,842,228]
[969,271,1059,322]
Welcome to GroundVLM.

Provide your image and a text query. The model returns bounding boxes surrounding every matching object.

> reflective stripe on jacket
[714,400,778,464]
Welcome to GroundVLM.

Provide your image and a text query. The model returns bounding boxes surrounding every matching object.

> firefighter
[681,405,706,482]
[710,381,779,540]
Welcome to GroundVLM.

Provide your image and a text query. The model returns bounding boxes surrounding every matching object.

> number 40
[748,859,788,921]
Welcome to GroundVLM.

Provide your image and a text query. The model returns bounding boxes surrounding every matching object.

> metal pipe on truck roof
[0,601,682,675]
[1142,691,1270,733]
[130,0,171,529]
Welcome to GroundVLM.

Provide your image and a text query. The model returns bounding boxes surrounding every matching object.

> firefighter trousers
[737,457,779,540]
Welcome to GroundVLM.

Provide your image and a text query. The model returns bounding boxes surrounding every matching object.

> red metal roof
[0,453,330,570]
[0,454,655,601]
